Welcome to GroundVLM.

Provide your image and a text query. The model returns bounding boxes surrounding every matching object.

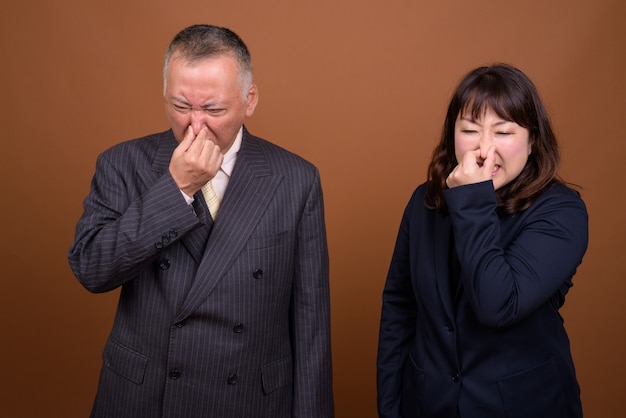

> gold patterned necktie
[201,180,220,219]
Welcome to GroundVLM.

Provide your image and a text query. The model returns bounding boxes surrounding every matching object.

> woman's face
[454,108,532,190]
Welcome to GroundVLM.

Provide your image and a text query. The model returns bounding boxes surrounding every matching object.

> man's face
[164,53,258,152]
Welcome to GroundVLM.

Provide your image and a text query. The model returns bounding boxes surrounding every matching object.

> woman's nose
[479,134,493,153]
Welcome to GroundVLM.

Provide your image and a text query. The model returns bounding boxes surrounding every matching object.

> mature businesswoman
[377,64,588,418]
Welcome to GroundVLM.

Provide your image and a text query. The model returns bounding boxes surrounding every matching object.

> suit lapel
[434,214,456,320]
[183,199,213,264]
[146,130,212,264]
[175,131,283,321]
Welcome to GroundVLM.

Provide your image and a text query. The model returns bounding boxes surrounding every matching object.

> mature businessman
[68,24,334,418]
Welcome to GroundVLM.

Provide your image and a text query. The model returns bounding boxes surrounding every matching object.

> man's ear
[245,83,259,117]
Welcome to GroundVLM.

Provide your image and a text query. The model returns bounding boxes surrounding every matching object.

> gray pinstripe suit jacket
[69,127,334,418]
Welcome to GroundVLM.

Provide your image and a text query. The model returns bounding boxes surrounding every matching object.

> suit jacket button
[445,323,454,332]
[233,323,244,333]
[169,369,181,380]
[227,374,238,385]
[252,269,263,279]
[451,372,460,382]
[169,228,178,238]
[155,241,164,249]
[158,259,171,270]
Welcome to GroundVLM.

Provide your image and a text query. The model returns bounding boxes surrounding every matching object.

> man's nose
[189,110,208,135]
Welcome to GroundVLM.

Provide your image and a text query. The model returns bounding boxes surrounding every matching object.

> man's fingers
[177,125,196,152]
[200,139,224,175]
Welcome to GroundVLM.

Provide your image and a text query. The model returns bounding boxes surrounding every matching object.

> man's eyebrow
[200,102,222,108]
[169,97,223,108]
[170,96,190,105]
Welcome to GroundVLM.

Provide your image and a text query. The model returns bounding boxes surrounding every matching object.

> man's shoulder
[243,130,317,171]
[104,130,175,154]
[98,130,176,165]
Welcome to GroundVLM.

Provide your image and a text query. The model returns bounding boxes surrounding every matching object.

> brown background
[1,0,624,416]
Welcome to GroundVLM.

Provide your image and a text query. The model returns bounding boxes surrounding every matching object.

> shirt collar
[222,127,242,177]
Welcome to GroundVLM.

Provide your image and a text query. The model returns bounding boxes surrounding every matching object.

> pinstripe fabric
[69,128,334,418]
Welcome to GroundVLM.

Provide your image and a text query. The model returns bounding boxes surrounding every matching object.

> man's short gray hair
[163,24,253,99]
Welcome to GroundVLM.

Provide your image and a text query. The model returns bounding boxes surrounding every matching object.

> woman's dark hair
[425,64,562,214]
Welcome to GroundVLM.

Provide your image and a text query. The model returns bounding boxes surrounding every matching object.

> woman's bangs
[460,87,515,122]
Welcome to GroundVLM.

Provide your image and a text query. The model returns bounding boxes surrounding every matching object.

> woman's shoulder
[527,182,588,220]
[406,181,430,204]
[537,182,586,205]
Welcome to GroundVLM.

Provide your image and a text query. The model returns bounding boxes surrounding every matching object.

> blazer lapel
[183,199,213,263]
[175,131,283,322]
[434,214,456,320]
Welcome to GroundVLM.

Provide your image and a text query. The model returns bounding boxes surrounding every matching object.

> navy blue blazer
[377,181,588,418]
